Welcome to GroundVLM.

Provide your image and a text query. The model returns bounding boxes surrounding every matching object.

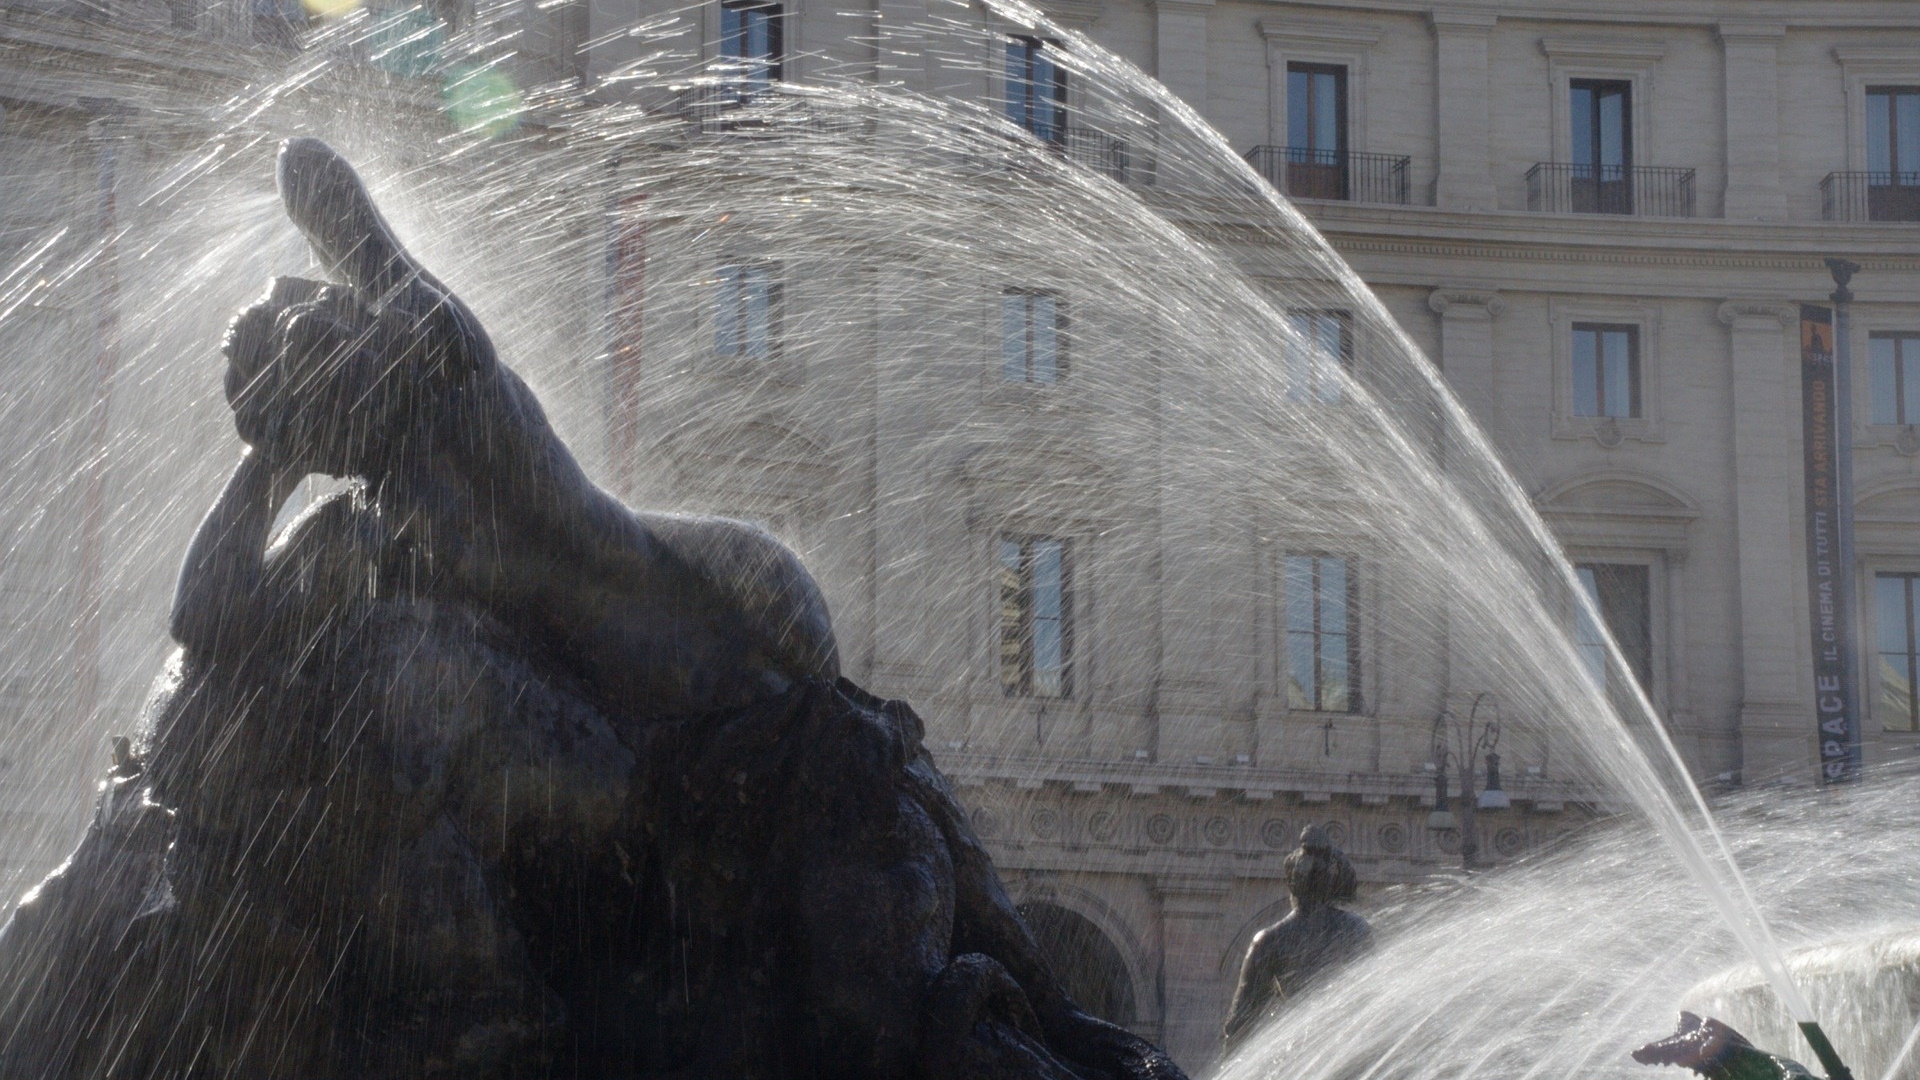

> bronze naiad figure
[1221,824,1373,1053]
[0,138,1186,1080]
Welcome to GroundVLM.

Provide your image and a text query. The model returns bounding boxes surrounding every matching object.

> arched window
[1017,902,1136,1028]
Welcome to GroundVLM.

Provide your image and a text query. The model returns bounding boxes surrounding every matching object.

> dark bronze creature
[0,138,1185,1080]
[1633,1012,1819,1080]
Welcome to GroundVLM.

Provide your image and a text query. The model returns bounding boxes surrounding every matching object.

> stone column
[1719,300,1803,780]
[1430,10,1497,211]
[1154,875,1231,1072]
[1665,549,1700,767]
[1151,0,1212,114]
[1717,21,1787,220]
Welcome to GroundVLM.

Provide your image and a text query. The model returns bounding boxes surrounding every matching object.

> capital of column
[1716,299,1795,328]
[1153,875,1231,917]
[1716,20,1785,47]
[1428,286,1503,320]
[1429,9,1495,34]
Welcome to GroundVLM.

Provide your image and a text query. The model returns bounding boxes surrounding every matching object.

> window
[1286,63,1348,199]
[720,0,783,93]
[999,536,1072,698]
[1284,310,1351,403]
[1570,79,1632,213]
[1571,323,1639,419]
[1285,555,1357,712]
[1007,36,1067,146]
[1867,87,1920,220]
[1871,333,1920,425]
[1001,289,1065,384]
[1877,572,1920,732]
[1574,563,1651,694]
[714,263,780,359]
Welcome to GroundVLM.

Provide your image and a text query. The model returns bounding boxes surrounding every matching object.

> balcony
[1063,126,1133,184]
[1525,163,1695,217]
[1244,147,1411,206]
[1821,172,1920,222]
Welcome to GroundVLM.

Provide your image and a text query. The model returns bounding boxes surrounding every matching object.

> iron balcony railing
[1062,126,1132,183]
[1525,163,1696,217]
[1244,146,1411,205]
[1821,171,1920,222]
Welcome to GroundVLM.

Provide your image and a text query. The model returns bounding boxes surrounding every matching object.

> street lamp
[1426,692,1507,868]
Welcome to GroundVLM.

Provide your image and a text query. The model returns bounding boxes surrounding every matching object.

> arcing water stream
[0,0,1900,1074]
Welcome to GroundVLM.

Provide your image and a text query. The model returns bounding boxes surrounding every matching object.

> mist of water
[0,0,1882,1073]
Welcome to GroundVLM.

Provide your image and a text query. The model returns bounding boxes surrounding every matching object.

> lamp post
[1826,257,1865,783]
[1427,692,1508,869]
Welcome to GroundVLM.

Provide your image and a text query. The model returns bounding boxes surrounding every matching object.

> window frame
[1551,298,1663,445]
[1569,321,1641,420]
[1000,287,1069,385]
[1541,39,1662,198]
[712,260,784,363]
[1258,21,1378,163]
[1874,570,1920,733]
[1282,552,1361,714]
[998,534,1075,699]
[1869,331,1920,427]
[1283,308,1352,404]
[1573,561,1654,699]
[1005,35,1068,147]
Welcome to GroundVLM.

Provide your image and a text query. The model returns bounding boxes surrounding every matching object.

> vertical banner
[1800,305,1861,782]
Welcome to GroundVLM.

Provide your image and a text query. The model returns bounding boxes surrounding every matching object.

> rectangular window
[1001,289,1065,384]
[1285,554,1357,712]
[720,0,783,92]
[714,263,780,359]
[1574,563,1652,694]
[1867,88,1920,221]
[1007,36,1067,146]
[999,536,1072,698]
[1570,79,1632,214]
[1877,572,1920,732]
[1285,310,1351,403]
[1871,333,1920,425]
[1571,323,1639,418]
[1285,63,1348,199]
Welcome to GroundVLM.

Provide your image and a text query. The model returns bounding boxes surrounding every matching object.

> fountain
[0,0,1906,1076]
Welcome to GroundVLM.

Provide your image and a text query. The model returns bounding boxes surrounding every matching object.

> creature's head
[1283,826,1358,906]
[222,139,496,478]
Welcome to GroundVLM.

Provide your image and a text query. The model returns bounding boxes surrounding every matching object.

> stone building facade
[5,0,1920,1073]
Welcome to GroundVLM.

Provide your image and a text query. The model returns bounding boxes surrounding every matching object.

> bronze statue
[1633,1012,1820,1080]
[0,138,1186,1080]
[1222,825,1373,1052]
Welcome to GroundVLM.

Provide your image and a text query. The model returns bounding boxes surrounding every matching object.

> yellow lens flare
[442,66,523,140]
[300,0,359,18]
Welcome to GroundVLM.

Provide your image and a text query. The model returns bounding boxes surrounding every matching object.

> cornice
[1149,0,1214,13]
[1039,0,1104,27]
[1259,0,1920,32]
[1428,286,1504,318]
[1538,36,1668,62]
[1832,45,1920,66]
[1717,299,1797,327]
[1257,18,1381,48]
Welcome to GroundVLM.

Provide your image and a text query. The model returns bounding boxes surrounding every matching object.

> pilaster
[1717,22,1787,220]
[1430,10,1497,211]
[1427,286,1504,431]
[1153,875,1231,1072]
[1718,299,1804,781]
[1151,0,1213,115]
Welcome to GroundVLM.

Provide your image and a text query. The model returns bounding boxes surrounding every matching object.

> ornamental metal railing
[1063,126,1132,183]
[1821,171,1920,222]
[1243,146,1411,205]
[1524,162,1696,217]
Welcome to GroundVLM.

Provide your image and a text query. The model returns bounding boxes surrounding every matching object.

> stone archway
[1017,900,1139,1028]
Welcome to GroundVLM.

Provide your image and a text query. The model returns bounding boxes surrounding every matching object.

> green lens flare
[442,66,521,139]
